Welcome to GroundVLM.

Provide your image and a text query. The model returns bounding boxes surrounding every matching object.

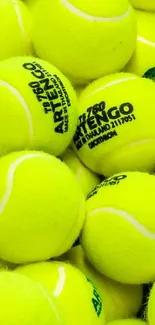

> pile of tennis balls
[1,0,155,324]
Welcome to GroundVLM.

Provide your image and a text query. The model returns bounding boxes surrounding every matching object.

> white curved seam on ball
[88,207,155,240]
[0,153,48,214]
[13,0,27,52]
[138,36,155,47]
[53,266,66,297]
[37,283,62,325]
[77,168,83,181]
[61,0,131,21]
[0,80,33,139]
[82,76,138,100]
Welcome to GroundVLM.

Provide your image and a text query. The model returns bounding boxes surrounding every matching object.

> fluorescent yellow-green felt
[31,0,136,84]
[0,271,65,325]
[73,73,155,176]
[130,0,155,11]
[62,148,100,197]
[0,56,77,156]
[0,151,85,264]
[0,0,32,59]
[81,172,155,284]
[25,0,38,9]
[126,10,155,79]
[64,245,143,322]
[16,261,103,325]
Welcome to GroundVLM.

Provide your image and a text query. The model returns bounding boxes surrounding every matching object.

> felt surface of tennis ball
[16,261,103,325]
[64,245,143,322]
[73,73,155,176]
[0,0,33,59]
[0,150,85,264]
[31,0,137,84]
[0,56,77,156]
[126,11,155,80]
[62,148,100,197]
[81,172,155,284]
[130,0,155,11]
[0,271,65,325]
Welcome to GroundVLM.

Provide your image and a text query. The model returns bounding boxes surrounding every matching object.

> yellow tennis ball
[0,0,33,59]
[64,245,143,322]
[126,11,155,79]
[0,271,65,325]
[16,261,103,325]
[130,0,155,11]
[31,0,137,84]
[81,172,155,284]
[0,56,77,156]
[61,148,100,198]
[107,320,147,325]
[72,72,155,176]
[0,150,85,264]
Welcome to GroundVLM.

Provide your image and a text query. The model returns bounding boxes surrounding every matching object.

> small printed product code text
[23,61,71,134]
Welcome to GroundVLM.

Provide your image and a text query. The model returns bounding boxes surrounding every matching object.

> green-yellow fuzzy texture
[126,10,155,78]
[0,271,65,325]
[16,261,103,325]
[0,151,85,264]
[62,148,100,198]
[0,0,32,59]
[0,56,77,156]
[31,0,136,84]
[81,172,155,284]
[64,245,143,323]
[130,0,155,11]
[73,73,155,176]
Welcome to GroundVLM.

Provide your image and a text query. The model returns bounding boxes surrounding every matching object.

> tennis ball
[130,0,155,11]
[0,0,32,59]
[64,245,143,322]
[81,171,155,284]
[0,271,65,325]
[16,261,103,325]
[61,148,100,197]
[31,0,137,84]
[126,11,155,79]
[147,282,155,325]
[0,56,77,157]
[0,150,85,264]
[72,72,155,176]
[107,320,147,325]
